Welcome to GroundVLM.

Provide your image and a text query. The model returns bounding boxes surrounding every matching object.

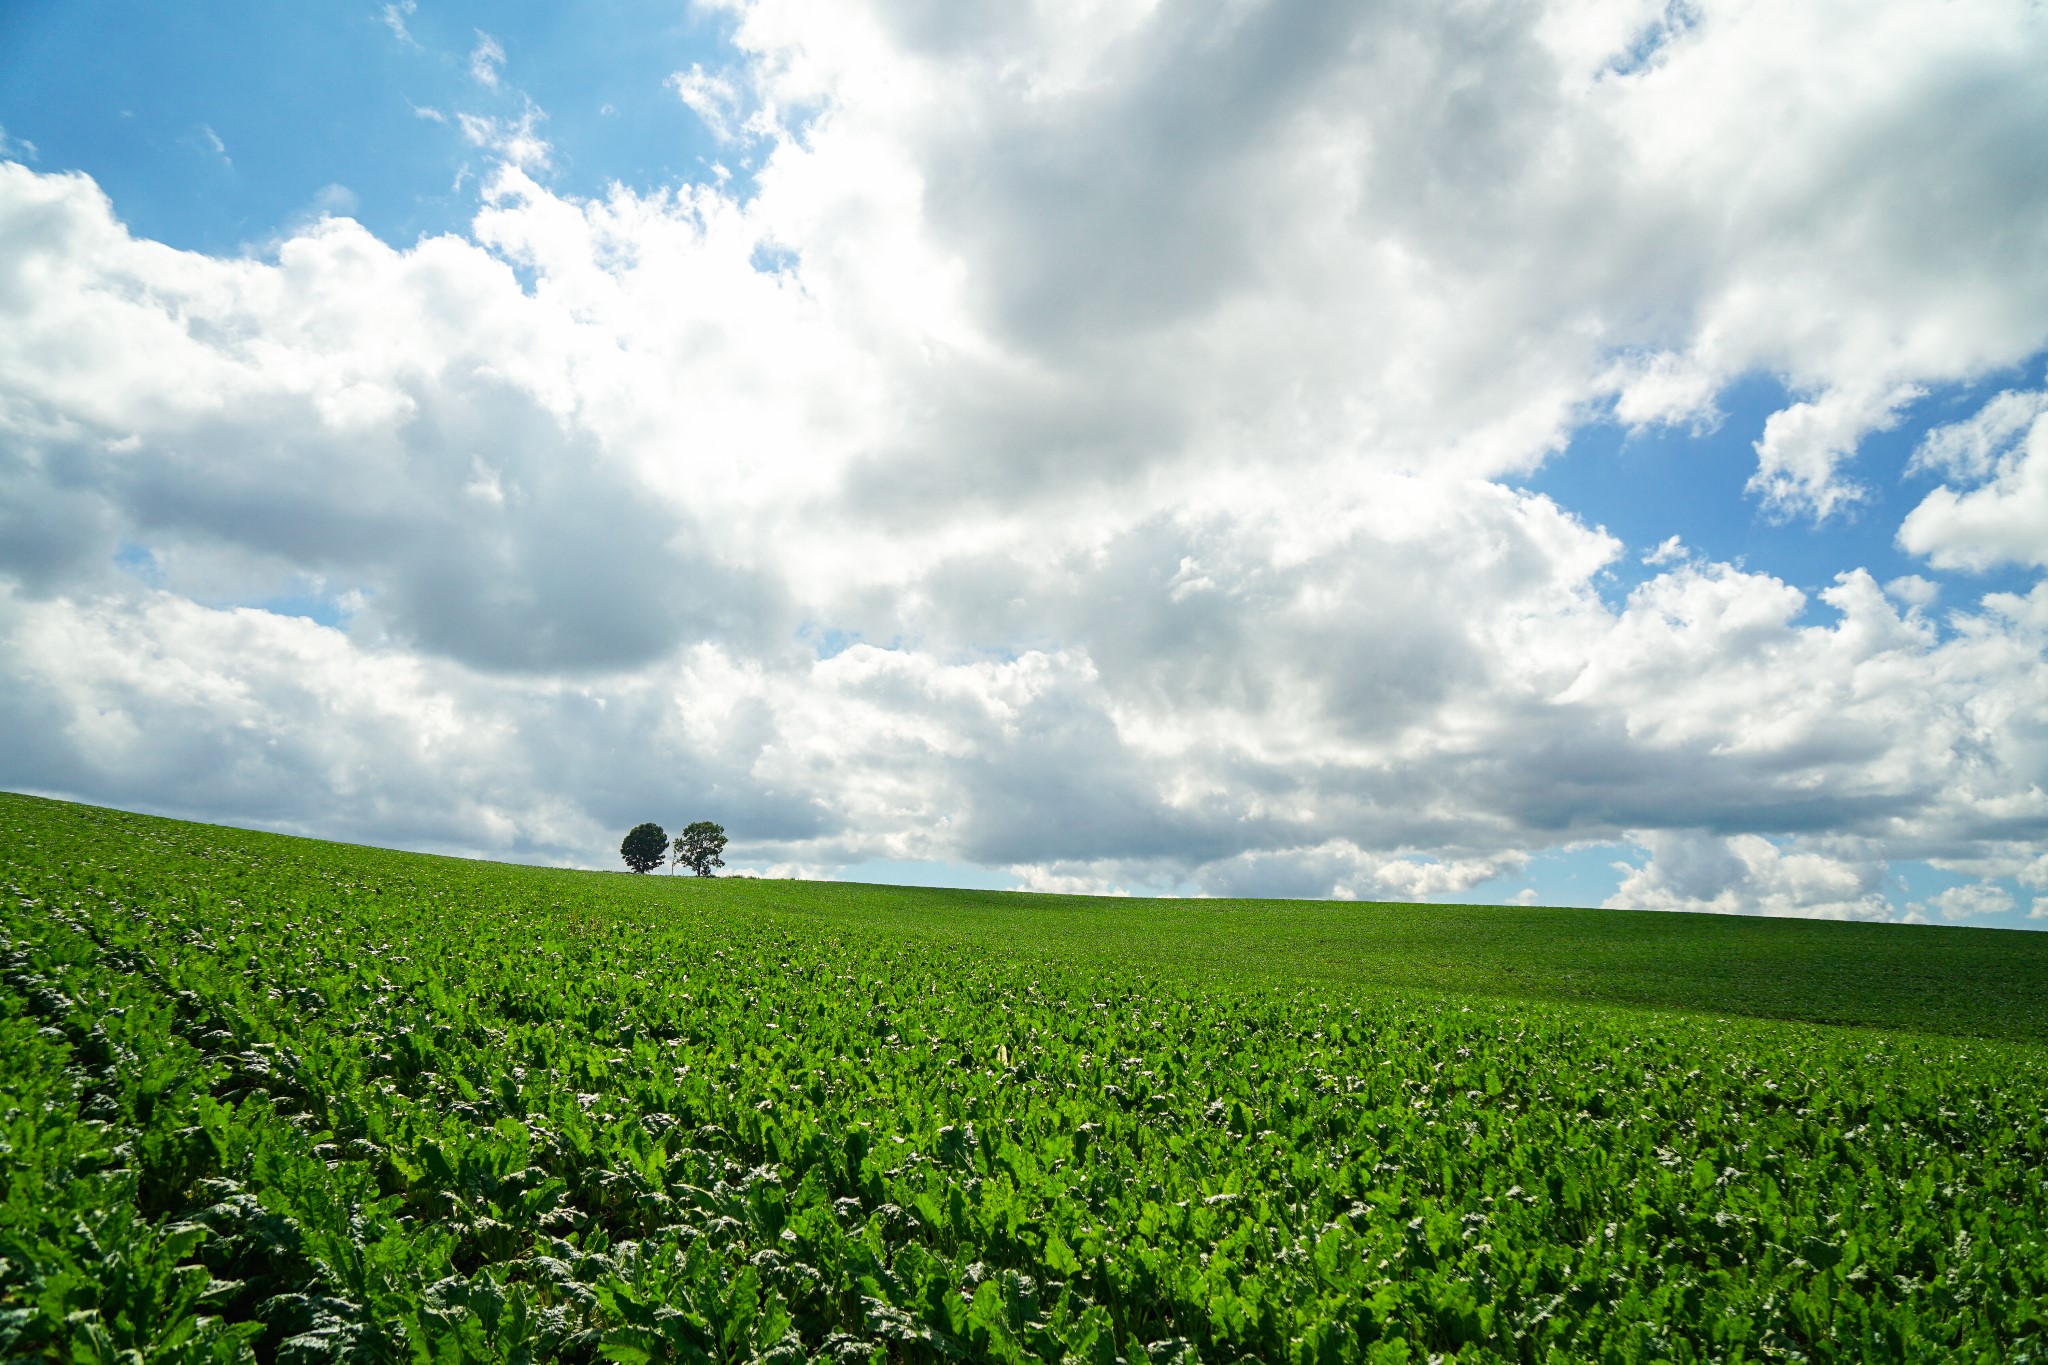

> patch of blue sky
[748,243,800,276]
[114,543,359,626]
[1458,843,2037,926]
[796,626,1015,665]
[1452,841,1632,910]
[797,858,1025,893]
[1886,860,2038,926]
[250,589,357,629]
[1598,2,1700,79]
[797,624,864,660]
[1520,356,2048,614]
[0,0,741,256]
[112,540,163,586]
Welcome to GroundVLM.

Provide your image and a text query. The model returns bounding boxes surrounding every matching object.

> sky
[1,0,2045,926]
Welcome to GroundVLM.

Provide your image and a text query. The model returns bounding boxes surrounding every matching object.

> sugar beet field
[3,794,2046,1363]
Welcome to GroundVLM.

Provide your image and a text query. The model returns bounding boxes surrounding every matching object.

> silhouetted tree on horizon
[620,822,667,874]
[674,821,727,877]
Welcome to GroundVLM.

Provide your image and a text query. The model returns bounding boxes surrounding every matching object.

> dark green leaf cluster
[622,826,668,876]
[3,795,2045,1362]
[674,824,727,879]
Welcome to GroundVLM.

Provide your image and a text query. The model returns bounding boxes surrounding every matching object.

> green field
[3,792,2045,1362]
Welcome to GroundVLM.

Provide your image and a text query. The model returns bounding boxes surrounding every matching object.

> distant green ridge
[6,790,2042,1044]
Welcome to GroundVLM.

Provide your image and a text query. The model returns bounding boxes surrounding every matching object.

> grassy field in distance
[733,878,2048,1045]
[24,789,2023,1035]
[14,792,2035,1043]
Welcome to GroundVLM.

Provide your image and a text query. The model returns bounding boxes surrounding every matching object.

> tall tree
[674,821,727,877]
[619,822,667,874]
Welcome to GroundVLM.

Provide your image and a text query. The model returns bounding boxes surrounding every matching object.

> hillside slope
[5,792,2042,1043]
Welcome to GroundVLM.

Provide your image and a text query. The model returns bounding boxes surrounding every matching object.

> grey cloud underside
[908,0,1604,347]
[0,444,116,592]
[840,372,1189,527]
[0,593,831,860]
[844,10,1614,508]
[1,365,778,677]
[921,1,1371,344]
[795,504,2042,878]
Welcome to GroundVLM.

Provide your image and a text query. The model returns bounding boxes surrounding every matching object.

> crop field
[3,793,2046,1363]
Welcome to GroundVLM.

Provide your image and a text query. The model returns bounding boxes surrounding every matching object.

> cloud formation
[1899,389,2048,572]
[1606,831,1892,922]
[1,0,2045,918]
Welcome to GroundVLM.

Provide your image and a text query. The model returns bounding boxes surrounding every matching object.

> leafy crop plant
[2,791,2044,1362]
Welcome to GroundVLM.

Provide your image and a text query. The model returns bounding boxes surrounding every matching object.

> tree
[674,821,727,877]
[620,822,667,874]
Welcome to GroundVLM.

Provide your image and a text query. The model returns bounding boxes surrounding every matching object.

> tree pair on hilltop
[621,820,726,876]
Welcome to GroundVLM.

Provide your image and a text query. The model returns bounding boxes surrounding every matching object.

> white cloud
[0,125,37,163]
[470,31,506,89]
[1883,575,1938,611]
[457,105,551,172]
[381,1,419,48]
[193,124,231,168]
[1909,387,2048,483]
[310,183,359,217]
[1928,882,2015,921]
[1,1,2046,907]
[669,64,747,142]
[1747,383,1922,521]
[448,35,554,174]
[1607,350,1722,431]
[1898,392,2048,571]
[1606,832,1894,921]
[1642,535,1687,566]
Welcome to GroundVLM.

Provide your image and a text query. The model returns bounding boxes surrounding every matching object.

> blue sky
[1,0,2044,925]
[1529,367,2048,610]
[0,2,737,254]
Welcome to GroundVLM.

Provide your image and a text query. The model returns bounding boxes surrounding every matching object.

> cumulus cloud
[1926,882,2015,921]
[0,164,757,671]
[1606,831,1894,921]
[1747,384,1921,521]
[1884,575,1939,611]
[1642,535,1688,567]
[1898,389,2048,571]
[0,0,2045,909]
[1909,388,2048,484]
[707,0,2048,503]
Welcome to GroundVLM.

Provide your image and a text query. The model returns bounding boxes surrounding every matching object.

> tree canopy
[674,821,727,877]
[619,822,667,874]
